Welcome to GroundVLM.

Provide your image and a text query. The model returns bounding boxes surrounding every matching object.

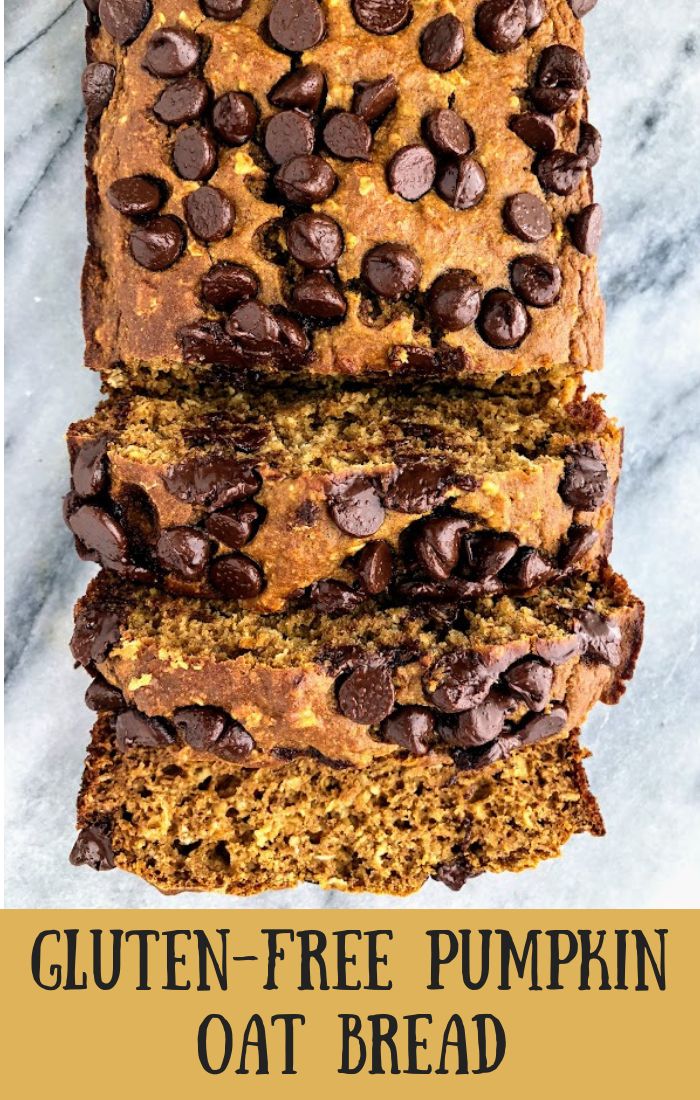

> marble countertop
[5,0,700,909]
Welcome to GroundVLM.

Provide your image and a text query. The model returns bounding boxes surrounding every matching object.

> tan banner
[1,910,694,1096]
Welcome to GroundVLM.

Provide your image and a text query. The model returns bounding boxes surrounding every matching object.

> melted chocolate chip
[209,552,265,599]
[502,546,556,592]
[420,14,465,72]
[352,75,398,122]
[427,270,481,331]
[144,26,200,78]
[85,675,125,713]
[573,610,622,666]
[433,858,473,890]
[478,288,530,348]
[503,191,552,242]
[115,709,175,750]
[570,202,603,255]
[567,0,598,16]
[268,0,326,53]
[532,44,589,113]
[82,62,116,121]
[212,91,258,145]
[69,825,115,871]
[129,216,185,269]
[337,665,395,724]
[381,705,435,754]
[511,254,562,307]
[200,0,251,18]
[174,705,254,760]
[537,150,587,195]
[385,462,451,513]
[351,0,412,36]
[423,109,473,157]
[269,64,325,111]
[558,524,598,568]
[524,0,546,32]
[361,242,421,299]
[290,272,347,319]
[264,109,316,164]
[435,156,486,210]
[68,505,130,570]
[475,0,527,53]
[502,656,553,711]
[172,125,217,180]
[463,530,519,579]
[577,121,602,167]
[322,112,372,161]
[163,455,260,509]
[184,185,234,241]
[154,77,209,125]
[509,111,557,152]
[387,144,436,201]
[98,0,151,46]
[205,500,264,548]
[71,605,122,667]
[308,579,365,613]
[413,516,470,580]
[356,540,393,594]
[517,704,568,745]
[441,689,510,747]
[156,526,211,581]
[72,436,109,498]
[226,300,282,353]
[327,475,385,537]
[275,154,337,205]
[560,444,610,509]
[286,212,343,268]
[424,651,495,713]
[201,261,260,309]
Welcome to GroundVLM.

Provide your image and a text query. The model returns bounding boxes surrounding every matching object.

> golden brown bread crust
[83,1,603,390]
[73,717,604,895]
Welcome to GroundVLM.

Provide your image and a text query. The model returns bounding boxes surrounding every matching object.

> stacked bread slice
[68,0,642,896]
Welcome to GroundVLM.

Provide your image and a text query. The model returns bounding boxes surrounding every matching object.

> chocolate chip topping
[537,150,586,195]
[423,109,473,157]
[560,444,610,509]
[577,121,602,167]
[308,579,365,613]
[567,0,598,17]
[381,705,435,754]
[524,0,546,31]
[85,675,125,713]
[503,192,552,242]
[356,540,393,594]
[174,706,254,760]
[71,605,122,667]
[327,475,385,537]
[435,156,487,210]
[424,651,495,713]
[478,288,530,348]
[337,665,395,724]
[352,75,398,122]
[558,524,599,568]
[82,62,116,121]
[420,14,465,72]
[275,154,337,205]
[510,254,562,307]
[154,77,209,125]
[291,273,347,319]
[98,0,151,46]
[427,270,482,331]
[413,516,470,580]
[387,144,436,201]
[144,26,200,78]
[532,44,590,114]
[351,0,413,36]
[212,91,258,145]
[69,505,130,570]
[502,656,553,711]
[163,455,260,509]
[269,64,326,111]
[361,243,421,299]
[509,111,557,152]
[570,202,603,256]
[475,1,527,53]
[205,500,263,548]
[209,552,265,598]
[286,212,343,268]
[183,185,234,241]
[447,689,510,748]
[574,610,622,666]
[517,704,568,745]
[385,462,451,513]
[200,0,251,18]
[323,112,372,161]
[115,709,175,750]
[502,546,556,591]
[224,301,281,352]
[173,125,217,180]
[463,530,519,578]
[201,261,260,309]
[156,526,211,581]
[72,436,109,498]
[268,0,326,53]
[70,825,115,871]
[128,215,185,270]
[264,109,316,164]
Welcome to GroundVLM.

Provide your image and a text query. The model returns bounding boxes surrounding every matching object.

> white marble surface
[5,1,700,909]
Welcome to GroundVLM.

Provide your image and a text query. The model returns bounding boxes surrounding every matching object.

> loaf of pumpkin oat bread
[82,0,602,391]
[65,383,620,610]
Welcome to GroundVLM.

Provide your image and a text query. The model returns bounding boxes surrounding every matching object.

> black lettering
[498,929,541,990]
[91,929,122,990]
[31,930,62,990]
[436,1014,469,1075]
[124,930,159,990]
[333,930,360,990]
[198,1014,232,1075]
[472,1014,506,1074]
[64,929,88,990]
[366,930,393,990]
[298,930,329,990]
[194,929,228,991]
[578,930,611,990]
[427,931,459,990]
[262,929,294,990]
[369,1014,399,1075]
[634,930,667,991]
[546,930,578,989]
[271,1014,305,1074]
[338,1015,366,1074]
[405,1014,432,1074]
[237,1015,269,1075]
[163,930,191,990]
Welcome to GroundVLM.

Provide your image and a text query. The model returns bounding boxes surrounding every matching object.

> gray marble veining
[4,0,700,908]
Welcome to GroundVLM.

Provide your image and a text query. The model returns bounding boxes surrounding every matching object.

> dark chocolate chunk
[427,269,481,331]
[85,675,125,713]
[475,0,527,53]
[72,435,109,498]
[144,26,201,78]
[129,215,185,269]
[524,0,546,32]
[567,0,597,18]
[502,546,556,591]
[322,112,372,161]
[351,0,412,36]
[433,857,472,890]
[156,526,211,581]
[327,475,385,537]
[172,125,217,180]
[387,144,436,201]
[560,444,610,509]
[502,656,553,711]
[573,610,622,666]
[212,91,258,146]
[424,651,495,713]
[337,665,395,724]
[441,689,510,747]
[201,261,259,309]
[356,540,393,594]
[537,150,587,195]
[209,552,265,599]
[510,254,562,307]
[290,272,347,319]
[81,62,116,121]
[268,0,326,53]
[509,110,557,152]
[264,109,316,164]
[577,121,602,167]
[435,156,486,210]
[115,709,175,750]
[413,516,470,580]
[226,300,283,353]
[478,288,530,348]
[361,242,421,299]
[98,0,151,46]
[174,705,254,760]
[68,505,130,570]
[381,705,435,754]
[163,455,260,509]
[516,703,568,745]
[183,185,234,241]
[558,523,598,568]
[286,212,343,268]
[200,0,251,18]
[570,202,603,255]
[69,825,115,871]
[269,63,325,111]
[385,462,451,513]
[205,500,264,548]
[154,77,209,125]
[275,312,310,358]
[71,605,122,667]
[463,530,519,578]
[420,14,465,72]
[423,109,473,157]
[274,154,337,205]
[532,44,589,114]
[503,191,552,242]
[177,319,249,366]
[352,75,397,122]
[308,579,365,613]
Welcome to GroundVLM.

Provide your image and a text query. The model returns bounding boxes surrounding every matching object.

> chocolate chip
[268,0,326,53]
[156,526,211,581]
[69,505,130,570]
[173,125,217,180]
[227,299,284,353]
[72,435,109,497]
[463,531,519,578]
[441,690,510,747]
[502,656,553,711]
[163,455,260,509]
[274,154,337,205]
[573,610,622,666]
[570,202,603,256]
[424,651,495,713]
[567,0,597,17]
[427,270,481,331]
[352,74,397,122]
[516,704,568,745]
[381,705,435,754]
[351,0,412,36]
[509,111,557,152]
[205,500,264,548]
[209,553,265,598]
[478,288,530,348]
[275,312,310,358]
[475,0,527,53]
[420,14,465,72]
[183,185,234,241]
[308,579,365,613]
[327,475,385,536]
[69,825,115,871]
[560,444,609,509]
[423,109,473,157]
[558,523,598,568]
[577,121,602,167]
[144,26,201,78]
[71,605,122,667]
[385,462,451,513]
[174,706,254,760]
[502,546,556,591]
[200,0,251,17]
[290,272,347,319]
[537,150,586,195]
[115,709,175,750]
[201,261,260,309]
[178,319,247,366]
[532,44,589,114]
[212,91,258,145]
[129,215,185,269]
[107,176,162,218]
[322,112,372,161]
[269,63,325,111]
[433,858,472,890]
[85,675,125,713]
[435,156,486,210]
[98,0,151,45]
[286,212,343,268]
[387,144,436,201]
[511,254,562,307]
[154,77,209,125]
[337,665,395,724]
[82,62,115,121]
[264,109,316,164]
[413,516,470,580]
[356,540,393,594]
[503,191,552,242]
[361,242,421,299]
